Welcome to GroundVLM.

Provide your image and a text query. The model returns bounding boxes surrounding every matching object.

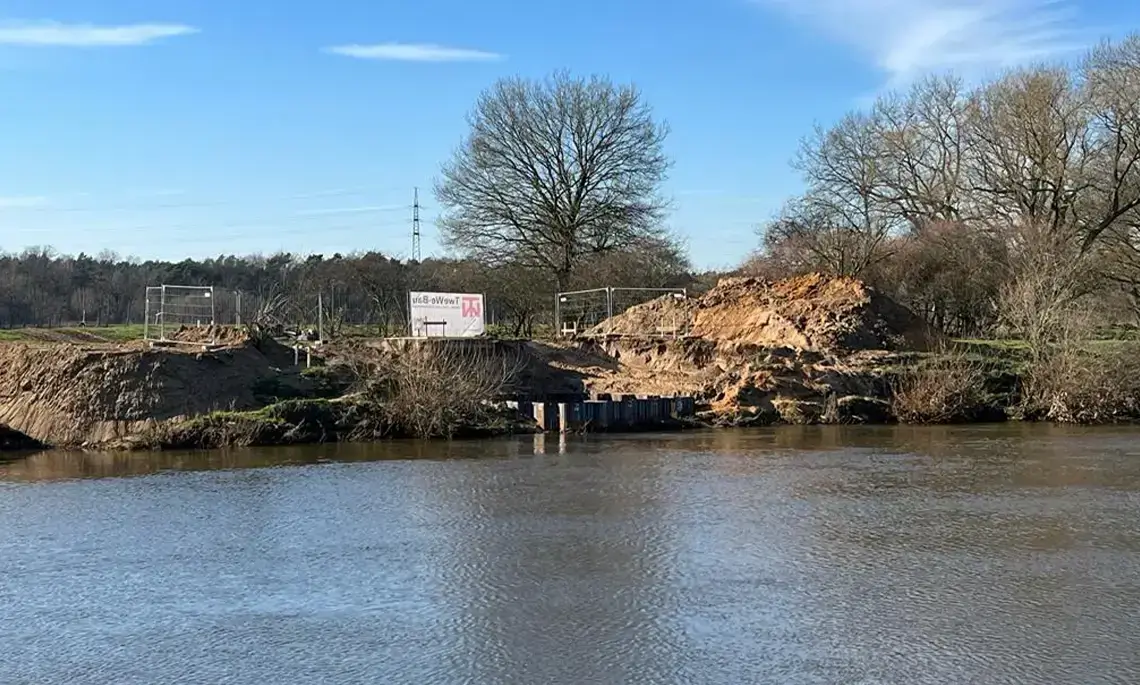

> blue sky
[1,0,1137,270]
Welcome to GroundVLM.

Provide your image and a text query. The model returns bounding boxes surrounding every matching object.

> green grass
[0,324,148,342]
[953,337,1140,354]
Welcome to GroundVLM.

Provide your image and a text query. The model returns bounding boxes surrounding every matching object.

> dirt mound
[167,324,250,345]
[583,294,697,337]
[693,274,933,352]
[0,339,306,447]
[590,273,934,353]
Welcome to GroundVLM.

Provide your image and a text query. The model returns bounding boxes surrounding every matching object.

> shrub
[891,348,994,423]
[359,342,524,438]
[1019,343,1140,423]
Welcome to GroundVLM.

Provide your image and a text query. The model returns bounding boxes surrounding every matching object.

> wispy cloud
[0,196,47,209]
[753,0,1090,87]
[324,42,503,62]
[0,21,197,47]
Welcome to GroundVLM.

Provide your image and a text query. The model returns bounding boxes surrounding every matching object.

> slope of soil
[556,274,937,424]
[588,273,935,353]
[693,274,933,352]
[583,295,698,337]
[166,324,251,345]
[0,338,307,447]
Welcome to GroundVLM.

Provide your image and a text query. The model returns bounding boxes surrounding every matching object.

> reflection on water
[2,426,1140,684]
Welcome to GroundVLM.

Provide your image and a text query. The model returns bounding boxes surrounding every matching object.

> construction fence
[140,283,690,342]
[555,287,688,338]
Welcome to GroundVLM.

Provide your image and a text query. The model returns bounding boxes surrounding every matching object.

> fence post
[554,293,561,338]
[605,287,614,334]
[235,291,242,327]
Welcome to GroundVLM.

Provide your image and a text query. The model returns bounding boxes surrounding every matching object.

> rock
[774,398,824,424]
[836,395,895,424]
[798,349,826,364]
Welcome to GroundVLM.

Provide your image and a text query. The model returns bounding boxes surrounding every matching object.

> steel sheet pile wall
[506,395,696,434]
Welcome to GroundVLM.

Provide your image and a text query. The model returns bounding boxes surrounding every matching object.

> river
[2,425,1140,684]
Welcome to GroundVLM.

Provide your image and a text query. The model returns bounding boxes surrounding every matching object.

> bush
[891,348,995,423]
[359,342,524,438]
[1019,343,1140,423]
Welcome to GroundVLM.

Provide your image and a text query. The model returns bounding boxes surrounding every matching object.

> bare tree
[750,33,1140,339]
[761,193,894,277]
[997,222,1096,359]
[435,71,672,290]
[761,109,900,278]
[872,76,970,226]
[1079,35,1140,251]
[963,67,1093,242]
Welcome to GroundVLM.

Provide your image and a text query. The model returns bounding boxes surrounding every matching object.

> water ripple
[2,427,1140,683]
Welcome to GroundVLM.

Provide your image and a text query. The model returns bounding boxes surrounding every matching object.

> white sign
[409,291,486,338]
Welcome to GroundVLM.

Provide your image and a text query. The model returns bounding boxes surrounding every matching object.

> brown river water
[2,425,1140,684]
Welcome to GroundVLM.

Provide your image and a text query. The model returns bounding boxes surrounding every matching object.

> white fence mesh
[556,287,688,337]
[144,285,217,341]
[555,288,611,337]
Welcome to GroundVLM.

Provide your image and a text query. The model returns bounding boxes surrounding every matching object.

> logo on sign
[461,296,481,318]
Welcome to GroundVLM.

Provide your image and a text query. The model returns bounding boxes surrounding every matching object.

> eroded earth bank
[0,273,1108,451]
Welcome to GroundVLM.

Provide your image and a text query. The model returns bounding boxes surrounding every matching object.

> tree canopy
[435,71,673,289]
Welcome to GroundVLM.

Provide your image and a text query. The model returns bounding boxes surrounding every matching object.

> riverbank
[1,274,1138,452]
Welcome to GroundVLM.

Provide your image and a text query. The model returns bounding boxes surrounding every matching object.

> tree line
[750,34,1140,337]
[0,243,698,336]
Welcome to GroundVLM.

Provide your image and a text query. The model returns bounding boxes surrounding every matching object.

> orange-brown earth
[562,274,937,425]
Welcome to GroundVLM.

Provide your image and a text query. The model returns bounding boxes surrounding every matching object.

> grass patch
[146,399,346,449]
[0,324,147,343]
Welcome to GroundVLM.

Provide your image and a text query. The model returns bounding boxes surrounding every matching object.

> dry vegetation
[353,343,526,439]
[1018,344,1140,424]
[136,343,530,450]
[891,348,994,424]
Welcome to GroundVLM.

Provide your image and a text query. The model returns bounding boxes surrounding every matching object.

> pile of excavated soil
[539,335,901,425]
[587,273,935,353]
[167,324,250,345]
[693,274,933,352]
[0,339,304,447]
[583,295,697,337]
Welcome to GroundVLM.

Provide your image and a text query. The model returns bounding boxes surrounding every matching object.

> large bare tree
[434,71,672,289]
